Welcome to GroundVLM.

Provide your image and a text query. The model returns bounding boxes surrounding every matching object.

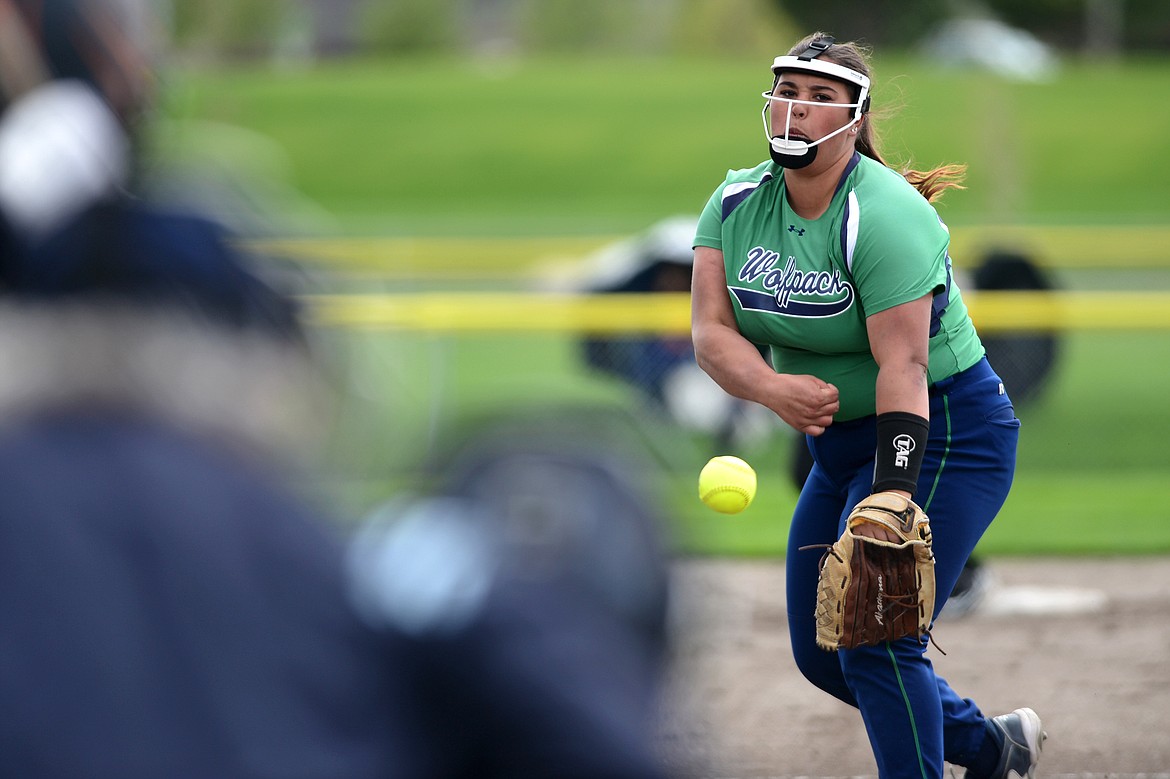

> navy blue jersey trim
[834,152,862,198]
[721,172,774,221]
[929,252,954,337]
[730,285,855,318]
[839,200,851,272]
[836,154,862,279]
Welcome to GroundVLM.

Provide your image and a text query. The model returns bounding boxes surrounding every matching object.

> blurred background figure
[572,216,775,452]
[969,249,1060,407]
[0,2,675,777]
[579,217,696,407]
[933,248,1061,619]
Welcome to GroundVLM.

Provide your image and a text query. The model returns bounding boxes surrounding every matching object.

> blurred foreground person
[0,1,393,776]
[0,2,672,777]
[348,409,674,778]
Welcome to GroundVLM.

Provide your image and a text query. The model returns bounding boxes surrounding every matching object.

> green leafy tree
[777,0,1169,51]
[358,0,461,54]
[982,0,1170,51]
[776,0,950,47]
[170,0,287,59]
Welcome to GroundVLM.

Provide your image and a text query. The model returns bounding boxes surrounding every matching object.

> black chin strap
[770,143,817,170]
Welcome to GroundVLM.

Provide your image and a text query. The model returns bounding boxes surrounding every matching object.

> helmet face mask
[762,51,871,169]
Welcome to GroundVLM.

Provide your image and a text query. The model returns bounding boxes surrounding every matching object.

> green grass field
[155,53,1170,557]
[156,53,1170,234]
[318,325,1170,558]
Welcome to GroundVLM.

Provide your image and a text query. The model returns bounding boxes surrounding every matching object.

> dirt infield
[657,557,1170,778]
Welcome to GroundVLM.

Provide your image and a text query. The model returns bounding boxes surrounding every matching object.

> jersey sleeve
[694,162,777,252]
[848,184,950,317]
[693,180,728,250]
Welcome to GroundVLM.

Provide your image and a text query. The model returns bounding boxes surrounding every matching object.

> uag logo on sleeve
[730,247,855,318]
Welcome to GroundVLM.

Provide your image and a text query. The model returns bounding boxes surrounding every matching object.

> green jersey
[694,153,984,421]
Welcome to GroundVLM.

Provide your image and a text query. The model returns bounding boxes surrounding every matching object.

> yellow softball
[698,455,757,514]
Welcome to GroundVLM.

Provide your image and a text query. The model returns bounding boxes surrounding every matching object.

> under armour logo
[788,225,805,236]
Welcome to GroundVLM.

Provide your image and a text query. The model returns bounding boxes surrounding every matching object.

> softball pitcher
[690,33,1045,778]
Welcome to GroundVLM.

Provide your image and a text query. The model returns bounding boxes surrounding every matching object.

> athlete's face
[768,72,858,161]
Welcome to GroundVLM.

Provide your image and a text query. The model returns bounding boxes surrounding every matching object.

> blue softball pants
[786,357,1020,779]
